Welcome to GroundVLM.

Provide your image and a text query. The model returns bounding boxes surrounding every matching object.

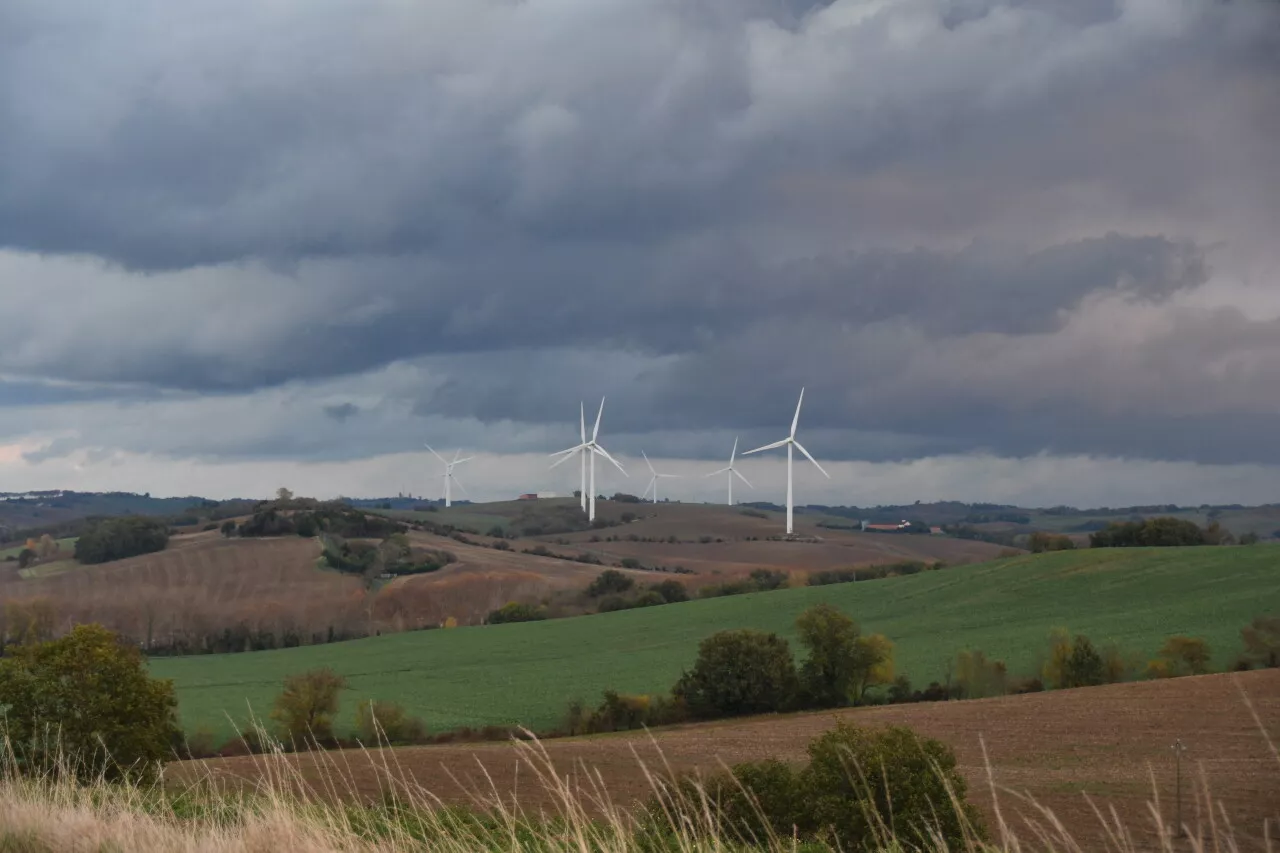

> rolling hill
[151,545,1280,740]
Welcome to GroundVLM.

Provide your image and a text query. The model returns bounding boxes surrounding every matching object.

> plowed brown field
[174,670,1280,851]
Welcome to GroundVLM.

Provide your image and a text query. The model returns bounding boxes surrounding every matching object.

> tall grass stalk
[0,686,1275,853]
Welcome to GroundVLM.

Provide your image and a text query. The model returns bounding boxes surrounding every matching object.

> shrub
[795,604,894,707]
[672,629,798,719]
[220,520,237,537]
[619,557,642,570]
[1042,628,1106,689]
[1027,531,1076,553]
[16,548,35,569]
[1063,635,1106,688]
[74,517,170,564]
[579,691,688,733]
[354,699,427,744]
[748,568,788,591]
[802,723,984,850]
[1241,616,1280,668]
[1089,517,1206,548]
[954,649,1008,699]
[0,624,179,782]
[649,579,689,603]
[700,759,809,843]
[271,668,347,744]
[586,569,635,597]
[1148,635,1212,677]
[487,602,547,624]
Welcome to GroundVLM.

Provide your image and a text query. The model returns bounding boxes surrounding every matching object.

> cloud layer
[1,0,1277,501]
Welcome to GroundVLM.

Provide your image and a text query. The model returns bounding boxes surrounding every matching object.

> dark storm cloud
[0,0,1276,473]
[323,403,360,423]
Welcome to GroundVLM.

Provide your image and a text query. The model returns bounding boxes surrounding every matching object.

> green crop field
[151,546,1280,740]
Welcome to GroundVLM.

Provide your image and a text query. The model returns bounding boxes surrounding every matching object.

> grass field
[0,536,77,560]
[152,545,1280,740]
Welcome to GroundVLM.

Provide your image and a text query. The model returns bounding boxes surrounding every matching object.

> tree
[802,723,983,850]
[954,649,1008,699]
[1240,531,1260,545]
[1241,616,1280,668]
[1027,531,1076,553]
[4,599,55,645]
[36,534,57,558]
[16,548,36,569]
[220,520,238,538]
[487,602,547,624]
[74,517,170,564]
[795,604,860,707]
[277,487,294,503]
[1149,636,1212,677]
[1063,635,1106,688]
[271,668,347,744]
[673,629,798,719]
[354,699,427,744]
[1041,627,1072,688]
[587,569,634,597]
[0,624,179,782]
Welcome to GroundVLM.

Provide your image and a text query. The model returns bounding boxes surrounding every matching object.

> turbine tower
[425,445,472,508]
[550,398,626,522]
[705,437,752,506]
[741,388,829,535]
[640,451,680,504]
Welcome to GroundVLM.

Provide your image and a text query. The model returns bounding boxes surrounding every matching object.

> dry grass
[172,670,1280,851]
[3,678,1276,853]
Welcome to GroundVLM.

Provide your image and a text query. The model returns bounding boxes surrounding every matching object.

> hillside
[152,545,1280,740]
[173,668,1280,852]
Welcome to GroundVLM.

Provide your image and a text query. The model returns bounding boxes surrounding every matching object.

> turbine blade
[733,468,753,488]
[741,438,788,456]
[592,444,627,475]
[424,444,448,465]
[642,477,654,500]
[450,473,469,496]
[592,397,605,442]
[659,473,681,478]
[793,440,830,478]
[550,444,583,458]
[580,402,586,444]
[791,387,805,438]
[453,456,474,465]
[452,449,461,463]
[705,466,732,477]
[550,447,582,470]
[642,450,656,476]
[730,436,738,465]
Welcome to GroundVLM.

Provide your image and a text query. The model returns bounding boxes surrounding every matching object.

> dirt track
[175,669,1280,850]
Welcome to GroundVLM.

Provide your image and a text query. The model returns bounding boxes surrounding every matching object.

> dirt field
[174,670,1280,851]
[0,532,370,645]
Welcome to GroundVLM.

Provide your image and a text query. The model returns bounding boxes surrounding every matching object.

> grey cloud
[323,403,360,423]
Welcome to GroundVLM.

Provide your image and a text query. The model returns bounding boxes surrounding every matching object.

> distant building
[518,493,538,501]
[536,492,558,499]
[929,526,944,535]
[861,520,910,532]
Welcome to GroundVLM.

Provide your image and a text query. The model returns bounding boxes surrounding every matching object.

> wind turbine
[741,388,829,535]
[640,451,680,504]
[425,445,472,508]
[705,437,752,506]
[550,398,626,522]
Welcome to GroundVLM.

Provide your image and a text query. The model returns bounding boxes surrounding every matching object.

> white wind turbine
[425,445,472,508]
[741,388,829,535]
[550,398,627,522]
[705,437,752,506]
[640,451,680,504]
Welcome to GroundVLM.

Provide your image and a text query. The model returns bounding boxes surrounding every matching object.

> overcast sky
[1,0,1278,507]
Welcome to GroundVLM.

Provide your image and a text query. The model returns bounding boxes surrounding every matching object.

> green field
[151,546,1280,739]
[0,537,77,559]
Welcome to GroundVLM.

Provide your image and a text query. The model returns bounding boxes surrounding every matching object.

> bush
[649,579,689,603]
[1241,616,1280,668]
[699,759,809,843]
[487,602,547,624]
[354,699,428,744]
[1089,517,1206,548]
[953,649,1008,699]
[1043,628,1107,689]
[802,722,984,850]
[586,569,635,597]
[619,557,642,570]
[795,604,894,707]
[1027,531,1076,553]
[271,668,347,744]
[74,517,170,564]
[1147,635,1212,678]
[673,630,798,719]
[0,624,180,782]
